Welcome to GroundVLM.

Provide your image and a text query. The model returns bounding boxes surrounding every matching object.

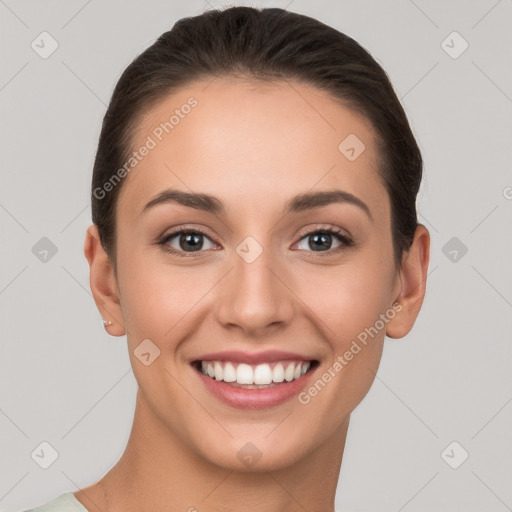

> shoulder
[21,492,89,512]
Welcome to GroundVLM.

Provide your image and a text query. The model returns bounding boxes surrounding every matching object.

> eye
[294,227,353,254]
[157,225,353,258]
[158,228,217,257]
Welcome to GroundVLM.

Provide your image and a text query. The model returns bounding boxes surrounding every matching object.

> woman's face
[108,77,406,470]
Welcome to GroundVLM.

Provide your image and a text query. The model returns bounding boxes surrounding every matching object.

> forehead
[117,77,387,222]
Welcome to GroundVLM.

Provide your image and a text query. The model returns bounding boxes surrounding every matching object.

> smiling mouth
[192,359,319,389]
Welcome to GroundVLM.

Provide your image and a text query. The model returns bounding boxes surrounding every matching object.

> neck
[92,389,349,512]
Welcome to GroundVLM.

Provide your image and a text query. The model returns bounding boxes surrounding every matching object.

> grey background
[1,0,511,511]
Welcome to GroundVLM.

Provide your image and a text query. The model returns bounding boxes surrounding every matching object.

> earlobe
[386,225,430,339]
[83,224,126,336]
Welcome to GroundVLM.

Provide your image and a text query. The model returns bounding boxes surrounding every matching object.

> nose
[215,246,295,336]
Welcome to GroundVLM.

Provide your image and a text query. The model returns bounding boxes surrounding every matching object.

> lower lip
[193,364,317,410]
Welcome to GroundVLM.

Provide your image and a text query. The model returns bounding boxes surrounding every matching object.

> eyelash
[157,225,353,258]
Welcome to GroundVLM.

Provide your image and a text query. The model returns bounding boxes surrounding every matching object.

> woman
[25,5,429,512]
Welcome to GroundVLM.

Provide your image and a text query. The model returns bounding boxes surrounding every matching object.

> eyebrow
[141,188,372,220]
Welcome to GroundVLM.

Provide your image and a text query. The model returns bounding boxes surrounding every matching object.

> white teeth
[198,360,313,385]
[214,361,223,381]
[284,363,295,382]
[223,362,237,382]
[236,363,254,384]
[253,364,272,385]
[272,363,284,383]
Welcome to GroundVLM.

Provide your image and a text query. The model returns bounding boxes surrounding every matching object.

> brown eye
[158,229,217,257]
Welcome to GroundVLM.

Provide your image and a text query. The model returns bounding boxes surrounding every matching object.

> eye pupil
[309,233,331,251]
[180,233,203,251]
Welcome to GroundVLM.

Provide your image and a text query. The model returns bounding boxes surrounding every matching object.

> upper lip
[191,350,316,365]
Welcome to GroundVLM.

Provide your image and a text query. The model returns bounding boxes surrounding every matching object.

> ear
[83,224,126,336]
[386,224,430,339]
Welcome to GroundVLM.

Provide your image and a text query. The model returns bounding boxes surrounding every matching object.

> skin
[80,77,430,512]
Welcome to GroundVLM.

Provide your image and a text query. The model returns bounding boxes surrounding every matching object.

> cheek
[116,245,220,357]
[115,245,181,341]
[295,264,392,426]
[297,257,394,342]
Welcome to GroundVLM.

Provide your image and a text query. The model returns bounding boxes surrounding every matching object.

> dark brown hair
[91,6,422,268]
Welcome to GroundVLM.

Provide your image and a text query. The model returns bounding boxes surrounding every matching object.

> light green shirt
[23,492,344,511]
[23,493,88,512]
